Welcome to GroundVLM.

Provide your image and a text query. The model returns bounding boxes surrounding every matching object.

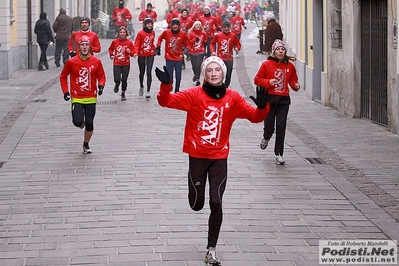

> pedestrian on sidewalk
[263,12,283,55]
[254,39,300,165]
[52,8,73,67]
[210,20,241,88]
[155,56,270,266]
[34,12,54,71]
[186,21,207,86]
[108,26,134,101]
[133,18,156,99]
[68,17,101,57]
[60,36,106,154]
[155,18,188,93]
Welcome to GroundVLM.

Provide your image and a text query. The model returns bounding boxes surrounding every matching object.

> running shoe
[275,155,285,165]
[146,91,151,99]
[195,80,201,86]
[83,144,92,154]
[121,93,126,101]
[139,87,144,96]
[260,138,269,150]
[114,84,119,93]
[205,248,221,266]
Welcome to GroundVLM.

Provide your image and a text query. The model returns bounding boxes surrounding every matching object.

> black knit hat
[171,18,180,26]
[143,18,153,25]
[80,17,90,26]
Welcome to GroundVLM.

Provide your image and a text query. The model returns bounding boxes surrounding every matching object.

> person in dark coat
[263,12,283,54]
[52,8,73,67]
[34,12,54,70]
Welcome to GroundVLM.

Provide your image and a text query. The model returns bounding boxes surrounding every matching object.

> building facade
[0,0,90,80]
[279,0,399,134]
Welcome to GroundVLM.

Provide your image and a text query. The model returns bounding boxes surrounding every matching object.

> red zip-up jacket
[60,55,106,101]
[187,29,207,55]
[254,58,299,96]
[133,29,156,57]
[156,29,188,61]
[68,30,101,54]
[138,9,158,22]
[179,16,194,33]
[112,7,132,27]
[157,83,269,159]
[108,38,134,66]
[230,16,246,35]
[198,15,220,38]
[210,31,241,61]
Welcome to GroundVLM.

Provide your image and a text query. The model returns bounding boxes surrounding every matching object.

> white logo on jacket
[274,68,286,92]
[77,67,92,91]
[197,105,224,145]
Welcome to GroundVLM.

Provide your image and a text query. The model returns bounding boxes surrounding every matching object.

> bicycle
[126,20,135,40]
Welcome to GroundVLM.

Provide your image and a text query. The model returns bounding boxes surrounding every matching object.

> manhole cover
[304,157,326,164]
[97,101,117,105]
[32,99,47,102]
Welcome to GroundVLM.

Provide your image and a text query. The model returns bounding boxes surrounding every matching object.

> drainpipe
[27,0,33,69]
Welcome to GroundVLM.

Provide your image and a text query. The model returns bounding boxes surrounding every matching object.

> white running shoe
[275,155,285,165]
[83,144,92,154]
[146,91,151,99]
[260,138,269,150]
[205,248,221,266]
[236,53,239,58]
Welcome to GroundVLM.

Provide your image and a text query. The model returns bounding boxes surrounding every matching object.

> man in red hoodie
[210,21,241,88]
[68,17,101,57]
[138,3,158,24]
[112,0,132,31]
[156,18,188,93]
[60,36,106,154]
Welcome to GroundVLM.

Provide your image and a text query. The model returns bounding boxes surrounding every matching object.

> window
[10,0,15,23]
[330,0,342,49]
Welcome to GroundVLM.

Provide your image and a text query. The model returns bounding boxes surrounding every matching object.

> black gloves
[69,51,76,58]
[195,36,199,42]
[63,92,70,101]
[216,27,222,32]
[155,46,161,56]
[155,66,171,84]
[250,86,268,109]
[98,84,104,95]
[183,48,189,55]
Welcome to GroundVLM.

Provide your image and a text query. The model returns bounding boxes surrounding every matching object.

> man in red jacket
[210,21,241,88]
[112,0,132,31]
[155,56,269,266]
[156,18,188,93]
[68,17,101,57]
[60,36,106,154]
[138,3,157,24]
[199,5,221,57]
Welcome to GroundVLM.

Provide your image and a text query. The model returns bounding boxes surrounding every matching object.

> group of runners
[59,1,299,265]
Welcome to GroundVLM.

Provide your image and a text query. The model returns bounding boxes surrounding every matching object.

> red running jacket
[157,83,270,159]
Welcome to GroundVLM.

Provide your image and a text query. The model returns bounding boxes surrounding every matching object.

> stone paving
[0,22,398,266]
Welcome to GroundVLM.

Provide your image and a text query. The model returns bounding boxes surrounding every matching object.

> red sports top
[156,29,188,61]
[112,7,132,27]
[60,55,106,101]
[68,30,101,54]
[157,83,269,159]
[133,29,156,57]
[210,31,241,61]
[254,59,299,96]
[230,16,246,35]
[187,29,207,55]
[108,38,134,66]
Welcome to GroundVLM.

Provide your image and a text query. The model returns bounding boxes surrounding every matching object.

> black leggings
[223,60,233,88]
[113,65,130,92]
[39,43,48,63]
[190,54,205,81]
[137,56,154,91]
[188,156,227,249]
[71,103,96,132]
[263,104,289,156]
